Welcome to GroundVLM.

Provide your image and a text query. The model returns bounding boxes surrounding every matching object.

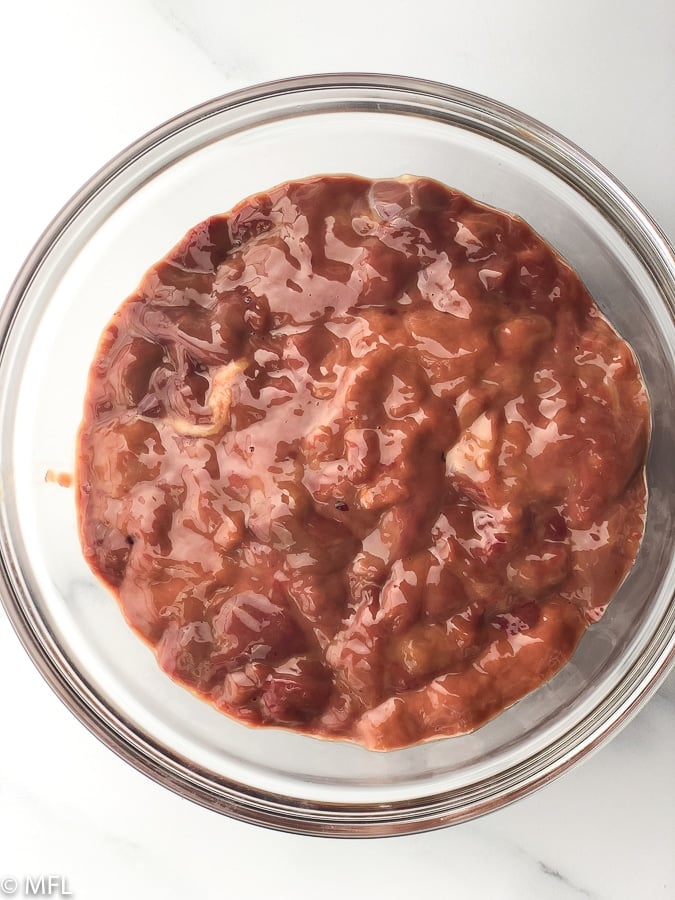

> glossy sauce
[76,175,649,750]
[46,470,73,487]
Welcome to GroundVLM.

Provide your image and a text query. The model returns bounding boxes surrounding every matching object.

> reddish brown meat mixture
[76,175,649,750]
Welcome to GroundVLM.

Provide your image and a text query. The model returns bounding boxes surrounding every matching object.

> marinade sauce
[77,175,649,750]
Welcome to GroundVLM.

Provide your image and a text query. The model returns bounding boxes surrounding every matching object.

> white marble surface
[1,1,674,897]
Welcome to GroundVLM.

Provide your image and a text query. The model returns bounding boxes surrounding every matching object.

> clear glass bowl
[0,75,673,836]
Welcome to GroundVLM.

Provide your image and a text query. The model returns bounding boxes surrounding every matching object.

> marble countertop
[1,1,673,897]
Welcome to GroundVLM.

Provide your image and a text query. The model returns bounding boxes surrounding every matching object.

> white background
[0,2,673,898]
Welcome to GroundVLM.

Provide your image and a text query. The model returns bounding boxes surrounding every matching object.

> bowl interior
[1,81,673,830]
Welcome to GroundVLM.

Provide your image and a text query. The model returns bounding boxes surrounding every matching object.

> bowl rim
[0,73,673,837]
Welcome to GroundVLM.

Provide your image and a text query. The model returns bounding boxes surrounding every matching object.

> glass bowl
[0,75,673,837]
